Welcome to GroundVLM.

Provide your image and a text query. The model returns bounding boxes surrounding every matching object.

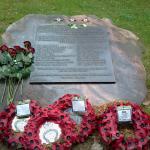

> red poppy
[97,101,150,149]
[0,100,41,149]
[49,94,97,143]
[22,107,77,150]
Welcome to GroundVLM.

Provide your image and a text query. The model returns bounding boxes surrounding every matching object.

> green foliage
[0,52,12,65]
[0,52,33,79]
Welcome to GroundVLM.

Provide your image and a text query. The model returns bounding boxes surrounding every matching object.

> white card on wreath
[117,106,132,122]
[12,116,30,132]
[16,103,30,117]
[39,122,62,144]
[72,98,86,112]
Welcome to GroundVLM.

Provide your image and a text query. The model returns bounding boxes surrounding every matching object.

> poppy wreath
[0,100,40,149]
[22,107,78,150]
[97,101,150,150]
[50,94,96,143]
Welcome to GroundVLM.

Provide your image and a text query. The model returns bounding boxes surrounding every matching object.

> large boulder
[0,15,147,106]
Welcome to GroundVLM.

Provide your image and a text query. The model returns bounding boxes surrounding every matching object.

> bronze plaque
[30,25,115,83]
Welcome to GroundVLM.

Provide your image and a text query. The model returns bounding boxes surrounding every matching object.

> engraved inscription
[30,25,115,83]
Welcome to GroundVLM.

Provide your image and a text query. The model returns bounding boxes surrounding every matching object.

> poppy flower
[49,94,96,144]
[22,106,77,150]
[97,101,150,149]
[0,100,40,149]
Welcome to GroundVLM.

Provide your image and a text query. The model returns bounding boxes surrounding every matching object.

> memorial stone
[1,15,147,106]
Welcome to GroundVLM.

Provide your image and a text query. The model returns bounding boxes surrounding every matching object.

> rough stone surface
[0,14,147,106]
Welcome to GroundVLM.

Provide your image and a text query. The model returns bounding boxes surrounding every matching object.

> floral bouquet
[0,41,35,104]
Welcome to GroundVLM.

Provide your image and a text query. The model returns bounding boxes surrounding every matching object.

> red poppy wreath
[22,107,78,150]
[0,100,40,149]
[97,101,150,150]
[50,94,96,143]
